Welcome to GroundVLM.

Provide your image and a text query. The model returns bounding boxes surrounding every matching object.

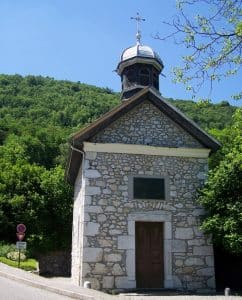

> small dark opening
[123,69,136,89]
[140,68,150,86]
[153,72,159,90]
[133,177,165,199]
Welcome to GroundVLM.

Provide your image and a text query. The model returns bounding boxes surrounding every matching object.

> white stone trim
[117,211,174,289]
[83,142,210,158]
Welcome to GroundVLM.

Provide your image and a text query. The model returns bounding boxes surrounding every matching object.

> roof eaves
[147,88,221,151]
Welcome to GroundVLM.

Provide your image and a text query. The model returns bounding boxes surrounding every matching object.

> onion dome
[116,13,164,99]
[117,43,164,75]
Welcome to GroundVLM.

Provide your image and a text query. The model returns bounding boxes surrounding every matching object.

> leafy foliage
[0,74,120,253]
[0,74,120,166]
[168,97,236,130]
[199,109,242,253]
[0,138,73,253]
[0,242,16,257]
[157,0,242,99]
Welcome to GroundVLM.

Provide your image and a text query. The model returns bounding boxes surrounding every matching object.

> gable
[67,88,220,184]
[91,100,203,148]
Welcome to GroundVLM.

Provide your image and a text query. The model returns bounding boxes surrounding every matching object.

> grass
[0,256,38,271]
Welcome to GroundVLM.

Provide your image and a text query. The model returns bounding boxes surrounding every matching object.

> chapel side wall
[71,165,85,285]
[81,151,215,292]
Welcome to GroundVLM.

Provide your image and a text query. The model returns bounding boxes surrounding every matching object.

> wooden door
[135,222,164,289]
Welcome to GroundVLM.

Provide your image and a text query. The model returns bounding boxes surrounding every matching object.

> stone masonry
[71,100,215,292]
[92,101,202,148]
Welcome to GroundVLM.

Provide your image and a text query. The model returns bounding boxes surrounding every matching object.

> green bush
[0,243,16,257]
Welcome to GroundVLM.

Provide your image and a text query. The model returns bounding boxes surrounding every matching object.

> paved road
[0,263,241,300]
[0,276,73,300]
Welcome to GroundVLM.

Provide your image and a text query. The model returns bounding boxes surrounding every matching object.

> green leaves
[0,74,120,253]
[0,146,73,252]
[235,21,242,36]
[199,109,242,253]
[159,0,242,100]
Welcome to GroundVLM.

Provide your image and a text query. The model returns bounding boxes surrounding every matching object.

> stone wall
[71,100,215,292]
[92,101,203,148]
[72,151,215,292]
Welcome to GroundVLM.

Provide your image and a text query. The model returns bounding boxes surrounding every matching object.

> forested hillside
[0,74,236,159]
[0,74,238,253]
[0,74,120,167]
[169,98,236,131]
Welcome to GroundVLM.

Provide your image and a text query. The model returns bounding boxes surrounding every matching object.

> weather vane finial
[131,12,145,45]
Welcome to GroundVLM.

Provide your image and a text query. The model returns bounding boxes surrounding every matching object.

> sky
[0,0,241,105]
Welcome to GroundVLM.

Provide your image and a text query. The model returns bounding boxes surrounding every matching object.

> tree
[0,136,73,253]
[27,166,73,254]
[157,0,242,99]
[199,109,242,253]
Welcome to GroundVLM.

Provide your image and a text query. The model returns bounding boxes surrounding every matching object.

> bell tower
[116,13,164,100]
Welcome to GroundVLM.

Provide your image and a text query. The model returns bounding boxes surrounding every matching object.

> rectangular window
[133,177,165,200]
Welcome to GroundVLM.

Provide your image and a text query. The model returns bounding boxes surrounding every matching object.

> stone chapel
[66,21,220,292]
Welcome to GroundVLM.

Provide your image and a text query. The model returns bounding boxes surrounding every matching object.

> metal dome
[117,43,164,75]
[121,44,163,66]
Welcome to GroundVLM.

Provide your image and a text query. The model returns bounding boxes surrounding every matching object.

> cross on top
[131,12,145,45]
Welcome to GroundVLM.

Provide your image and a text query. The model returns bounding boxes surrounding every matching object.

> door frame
[119,211,173,289]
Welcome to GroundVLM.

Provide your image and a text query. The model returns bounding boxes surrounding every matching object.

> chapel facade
[67,24,220,292]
